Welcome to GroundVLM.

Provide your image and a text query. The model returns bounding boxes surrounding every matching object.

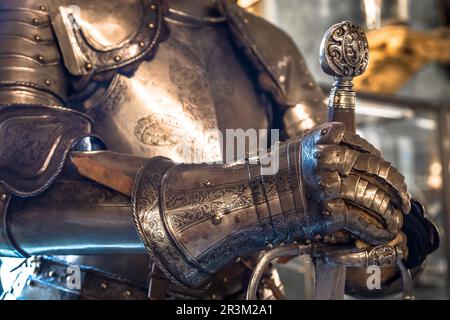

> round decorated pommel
[320,21,369,79]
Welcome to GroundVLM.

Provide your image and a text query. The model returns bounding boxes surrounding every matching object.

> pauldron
[47,0,164,76]
[0,105,92,197]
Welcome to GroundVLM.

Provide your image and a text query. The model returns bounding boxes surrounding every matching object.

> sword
[247,21,407,301]
[314,20,369,300]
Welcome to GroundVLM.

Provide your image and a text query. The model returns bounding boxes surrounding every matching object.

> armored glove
[344,199,439,298]
[132,122,411,288]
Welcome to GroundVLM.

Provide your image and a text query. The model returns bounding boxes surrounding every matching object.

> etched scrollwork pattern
[323,22,369,77]
[368,246,398,268]
[165,168,295,234]
[131,158,211,288]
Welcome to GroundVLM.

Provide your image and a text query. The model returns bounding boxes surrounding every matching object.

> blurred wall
[262,0,450,102]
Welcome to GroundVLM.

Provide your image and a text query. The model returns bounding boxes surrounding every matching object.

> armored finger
[324,200,394,244]
[342,131,382,157]
[313,122,346,145]
[352,154,411,213]
[315,144,359,175]
[317,170,341,201]
[340,174,403,233]
[317,169,403,234]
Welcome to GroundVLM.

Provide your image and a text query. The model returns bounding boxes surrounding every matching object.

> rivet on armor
[32,18,39,25]
[34,35,41,41]
[45,80,51,86]
[150,4,156,10]
[114,56,121,62]
[314,151,323,159]
[85,63,93,71]
[139,41,145,47]
[0,193,7,201]
[204,180,212,187]
[37,55,44,62]
[39,5,46,11]
[48,270,57,278]
[279,75,286,83]
[212,214,223,225]
[320,128,328,136]
[308,82,314,87]
[235,257,241,263]
[148,23,155,29]
[123,291,131,297]
[100,282,108,289]
[266,243,273,249]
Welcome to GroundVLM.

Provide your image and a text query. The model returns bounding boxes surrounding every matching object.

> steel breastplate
[81,16,270,163]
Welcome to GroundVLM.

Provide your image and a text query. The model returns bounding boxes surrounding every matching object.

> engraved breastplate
[52,15,271,289]
[83,17,269,162]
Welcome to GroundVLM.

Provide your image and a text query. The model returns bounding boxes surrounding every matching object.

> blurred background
[238,0,450,300]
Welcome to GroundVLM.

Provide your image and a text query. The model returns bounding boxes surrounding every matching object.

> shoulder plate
[47,0,163,76]
[0,105,92,197]
[219,1,326,112]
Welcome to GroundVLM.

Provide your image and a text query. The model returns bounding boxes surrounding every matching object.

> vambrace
[1,176,144,258]
[131,146,310,288]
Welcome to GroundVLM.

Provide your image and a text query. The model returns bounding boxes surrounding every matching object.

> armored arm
[127,122,409,288]
[0,1,141,257]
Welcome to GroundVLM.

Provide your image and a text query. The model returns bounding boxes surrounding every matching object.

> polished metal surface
[132,122,411,289]
[0,0,438,300]
[0,1,68,105]
[320,21,369,132]
[81,15,269,161]
[0,105,92,197]
[7,178,144,256]
[317,21,368,299]
[246,243,311,300]
[0,185,19,258]
[48,0,163,76]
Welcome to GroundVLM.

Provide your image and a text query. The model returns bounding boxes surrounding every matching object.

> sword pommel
[320,21,369,133]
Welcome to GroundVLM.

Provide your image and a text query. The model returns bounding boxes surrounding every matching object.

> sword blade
[314,259,346,300]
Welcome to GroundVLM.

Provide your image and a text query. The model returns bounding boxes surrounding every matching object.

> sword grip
[328,108,356,133]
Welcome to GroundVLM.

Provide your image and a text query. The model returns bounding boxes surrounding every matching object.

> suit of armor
[0,0,439,299]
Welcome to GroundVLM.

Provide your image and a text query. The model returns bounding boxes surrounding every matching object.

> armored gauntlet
[132,122,411,288]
